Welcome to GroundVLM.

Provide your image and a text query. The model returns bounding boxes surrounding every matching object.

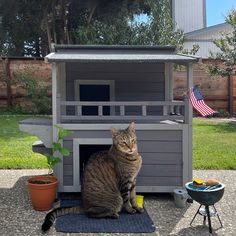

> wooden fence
[233,76,236,115]
[174,60,236,116]
[0,57,51,108]
[0,57,235,116]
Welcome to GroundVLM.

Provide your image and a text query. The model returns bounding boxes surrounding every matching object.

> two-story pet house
[19,45,198,193]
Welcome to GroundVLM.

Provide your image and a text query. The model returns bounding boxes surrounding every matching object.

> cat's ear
[127,122,135,133]
[110,127,119,137]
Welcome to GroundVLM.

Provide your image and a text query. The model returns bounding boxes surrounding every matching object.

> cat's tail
[41,206,83,232]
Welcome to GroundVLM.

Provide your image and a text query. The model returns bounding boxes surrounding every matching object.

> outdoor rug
[55,199,156,233]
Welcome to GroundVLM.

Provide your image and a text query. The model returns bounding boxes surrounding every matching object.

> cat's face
[111,122,138,155]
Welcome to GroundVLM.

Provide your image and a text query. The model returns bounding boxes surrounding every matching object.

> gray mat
[55,199,156,233]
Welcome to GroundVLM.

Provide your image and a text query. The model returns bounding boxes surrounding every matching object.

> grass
[0,115,48,169]
[193,118,236,170]
[0,115,236,169]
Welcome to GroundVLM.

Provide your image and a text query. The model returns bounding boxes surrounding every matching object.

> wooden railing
[58,99,189,123]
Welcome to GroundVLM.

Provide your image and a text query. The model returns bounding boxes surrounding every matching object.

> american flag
[189,86,215,117]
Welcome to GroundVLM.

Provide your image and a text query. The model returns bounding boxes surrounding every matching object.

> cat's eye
[131,139,135,143]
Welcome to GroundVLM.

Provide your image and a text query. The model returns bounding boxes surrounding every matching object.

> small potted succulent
[27,125,72,211]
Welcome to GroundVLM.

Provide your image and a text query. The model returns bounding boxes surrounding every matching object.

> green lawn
[0,116,236,169]
[0,115,48,169]
[193,118,236,169]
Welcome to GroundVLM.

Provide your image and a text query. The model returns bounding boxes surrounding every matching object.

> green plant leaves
[12,72,52,114]
[208,10,236,77]
[54,125,73,140]
[45,153,61,166]
[52,142,61,152]
[52,142,70,156]
[43,126,72,173]
[59,147,70,156]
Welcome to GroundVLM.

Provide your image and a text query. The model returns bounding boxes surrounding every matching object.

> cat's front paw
[127,208,136,214]
[135,207,144,213]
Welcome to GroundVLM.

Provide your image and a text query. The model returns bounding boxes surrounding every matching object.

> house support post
[186,63,193,182]
[52,63,63,191]
[164,63,174,115]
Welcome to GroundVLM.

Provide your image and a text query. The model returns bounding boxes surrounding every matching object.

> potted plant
[27,125,72,211]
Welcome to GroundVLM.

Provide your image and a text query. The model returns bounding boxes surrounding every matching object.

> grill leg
[213,205,223,228]
[190,204,202,226]
[206,205,212,234]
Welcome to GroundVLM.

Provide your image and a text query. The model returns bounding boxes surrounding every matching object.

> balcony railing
[58,99,189,123]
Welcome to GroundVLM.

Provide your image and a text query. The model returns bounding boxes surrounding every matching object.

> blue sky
[207,0,236,26]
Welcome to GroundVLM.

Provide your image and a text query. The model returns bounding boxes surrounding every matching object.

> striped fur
[41,122,142,232]
[41,206,82,232]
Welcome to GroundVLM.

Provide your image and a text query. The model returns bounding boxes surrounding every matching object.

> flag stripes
[189,87,215,117]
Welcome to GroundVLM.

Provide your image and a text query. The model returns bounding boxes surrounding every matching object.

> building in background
[184,23,232,58]
[172,0,232,58]
[172,0,206,33]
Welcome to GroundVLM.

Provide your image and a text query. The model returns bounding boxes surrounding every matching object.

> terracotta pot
[28,175,58,211]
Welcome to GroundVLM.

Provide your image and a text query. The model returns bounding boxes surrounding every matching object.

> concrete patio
[0,169,235,236]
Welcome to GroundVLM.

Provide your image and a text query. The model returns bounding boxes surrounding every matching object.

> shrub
[13,72,52,114]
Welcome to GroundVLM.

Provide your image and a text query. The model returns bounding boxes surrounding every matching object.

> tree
[208,10,236,115]
[0,0,198,57]
[42,0,149,47]
[0,0,149,56]
[0,0,48,56]
[74,0,199,54]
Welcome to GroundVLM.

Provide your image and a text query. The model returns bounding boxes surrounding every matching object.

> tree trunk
[44,9,53,52]
[35,38,41,57]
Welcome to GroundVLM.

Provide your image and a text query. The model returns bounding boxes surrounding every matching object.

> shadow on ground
[175,225,220,236]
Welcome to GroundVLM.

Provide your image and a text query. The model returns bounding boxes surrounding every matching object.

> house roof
[45,45,199,63]
[185,23,231,39]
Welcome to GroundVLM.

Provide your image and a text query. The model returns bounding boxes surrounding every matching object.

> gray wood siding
[137,177,182,186]
[63,153,73,185]
[65,62,165,116]
[62,129,183,187]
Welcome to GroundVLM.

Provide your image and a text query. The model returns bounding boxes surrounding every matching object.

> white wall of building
[184,23,232,58]
[172,0,206,33]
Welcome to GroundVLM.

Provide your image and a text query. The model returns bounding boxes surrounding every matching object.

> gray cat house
[19,45,198,193]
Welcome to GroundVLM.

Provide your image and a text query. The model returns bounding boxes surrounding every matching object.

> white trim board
[60,123,185,130]
[61,185,182,193]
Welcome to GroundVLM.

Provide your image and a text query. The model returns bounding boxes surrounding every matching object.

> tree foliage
[0,0,198,57]
[75,0,198,54]
[13,72,52,114]
[0,0,149,56]
[208,10,236,77]
[0,0,48,56]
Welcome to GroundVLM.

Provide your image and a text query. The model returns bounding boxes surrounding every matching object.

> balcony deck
[58,100,188,124]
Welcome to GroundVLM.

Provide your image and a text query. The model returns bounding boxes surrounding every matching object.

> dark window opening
[79,144,111,181]
[79,84,110,115]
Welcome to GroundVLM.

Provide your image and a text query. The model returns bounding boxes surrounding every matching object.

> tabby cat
[42,122,143,232]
